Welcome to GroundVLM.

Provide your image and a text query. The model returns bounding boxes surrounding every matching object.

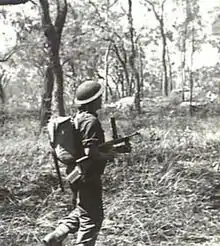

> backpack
[47,116,82,165]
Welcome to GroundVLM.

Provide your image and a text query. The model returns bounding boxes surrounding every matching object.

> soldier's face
[95,96,102,110]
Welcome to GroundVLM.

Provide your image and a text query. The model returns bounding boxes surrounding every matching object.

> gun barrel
[99,131,139,149]
[115,131,139,144]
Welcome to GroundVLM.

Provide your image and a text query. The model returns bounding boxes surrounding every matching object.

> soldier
[43,80,130,246]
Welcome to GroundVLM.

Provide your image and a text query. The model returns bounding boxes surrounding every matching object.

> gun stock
[51,149,65,192]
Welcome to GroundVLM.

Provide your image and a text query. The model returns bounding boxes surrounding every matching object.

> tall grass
[1,102,220,245]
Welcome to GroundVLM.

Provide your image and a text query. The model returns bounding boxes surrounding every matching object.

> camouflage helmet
[74,80,104,105]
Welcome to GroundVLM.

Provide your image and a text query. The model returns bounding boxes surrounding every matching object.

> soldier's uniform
[43,81,107,246]
[61,110,106,245]
[43,80,131,246]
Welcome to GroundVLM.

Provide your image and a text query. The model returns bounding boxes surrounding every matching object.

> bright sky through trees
[0,0,219,68]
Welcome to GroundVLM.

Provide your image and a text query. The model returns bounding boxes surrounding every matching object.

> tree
[180,0,189,101]
[144,0,169,96]
[0,38,18,105]
[186,0,197,116]
[0,69,11,104]
[63,0,133,101]
[127,0,141,113]
[0,76,6,104]
[59,0,117,104]
[39,0,67,128]
[0,0,66,126]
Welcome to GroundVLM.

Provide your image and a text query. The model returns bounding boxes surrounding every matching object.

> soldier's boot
[43,224,69,246]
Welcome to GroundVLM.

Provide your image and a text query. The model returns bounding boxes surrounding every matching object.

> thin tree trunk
[166,45,173,91]
[120,73,125,97]
[0,83,5,104]
[39,66,54,129]
[181,46,186,101]
[160,13,168,96]
[139,46,144,97]
[162,37,168,95]
[189,21,195,117]
[104,43,111,102]
[112,44,130,97]
[0,72,5,104]
[128,0,141,113]
[145,0,168,96]
[181,0,188,101]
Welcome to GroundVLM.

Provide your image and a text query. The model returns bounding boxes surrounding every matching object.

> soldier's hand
[115,142,132,153]
[101,149,117,161]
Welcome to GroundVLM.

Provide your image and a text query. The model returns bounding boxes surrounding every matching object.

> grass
[1,100,220,245]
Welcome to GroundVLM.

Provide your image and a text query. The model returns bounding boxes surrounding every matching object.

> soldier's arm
[84,146,116,162]
[82,119,116,162]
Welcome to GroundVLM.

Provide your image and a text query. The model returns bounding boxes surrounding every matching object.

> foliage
[0,0,219,111]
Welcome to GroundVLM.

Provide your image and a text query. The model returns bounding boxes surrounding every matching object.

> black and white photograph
[1,0,220,245]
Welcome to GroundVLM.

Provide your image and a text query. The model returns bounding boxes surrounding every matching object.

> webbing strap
[74,113,79,130]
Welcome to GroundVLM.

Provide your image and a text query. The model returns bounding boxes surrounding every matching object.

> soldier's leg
[75,178,104,246]
[67,167,79,209]
[43,224,69,246]
[75,205,103,246]
[43,208,80,246]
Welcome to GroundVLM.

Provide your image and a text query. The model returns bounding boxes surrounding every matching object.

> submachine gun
[66,117,140,184]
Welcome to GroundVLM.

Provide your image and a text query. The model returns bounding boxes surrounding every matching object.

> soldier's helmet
[74,80,104,105]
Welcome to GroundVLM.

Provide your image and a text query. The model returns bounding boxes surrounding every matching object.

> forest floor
[1,97,220,246]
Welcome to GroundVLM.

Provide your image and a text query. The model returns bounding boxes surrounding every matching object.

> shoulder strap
[47,119,56,148]
[73,112,80,130]
[74,117,79,130]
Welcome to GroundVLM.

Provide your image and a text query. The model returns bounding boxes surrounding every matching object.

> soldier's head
[74,80,104,112]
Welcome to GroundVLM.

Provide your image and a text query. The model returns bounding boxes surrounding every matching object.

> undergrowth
[1,101,220,246]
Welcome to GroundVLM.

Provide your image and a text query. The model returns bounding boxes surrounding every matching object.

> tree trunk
[39,66,54,129]
[181,0,188,101]
[128,0,141,113]
[0,83,5,104]
[104,43,111,102]
[120,72,125,97]
[189,21,195,117]
[145,0,169,96]
[39,0,67,127]
[160,18,169,96]
[139,46,144,97]
[53,57,65,116]
[181,48,186,101]
[166,45,173,91]
[0,72,6,104]
[112,43,130,97]
[189,70,194,116]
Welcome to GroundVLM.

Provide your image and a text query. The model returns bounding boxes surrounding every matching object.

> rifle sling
[50,145,65,192]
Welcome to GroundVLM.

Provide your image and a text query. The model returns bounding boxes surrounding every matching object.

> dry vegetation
[1,98,220,246]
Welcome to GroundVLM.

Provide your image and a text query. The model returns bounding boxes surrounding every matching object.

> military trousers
[58,177,104,246]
